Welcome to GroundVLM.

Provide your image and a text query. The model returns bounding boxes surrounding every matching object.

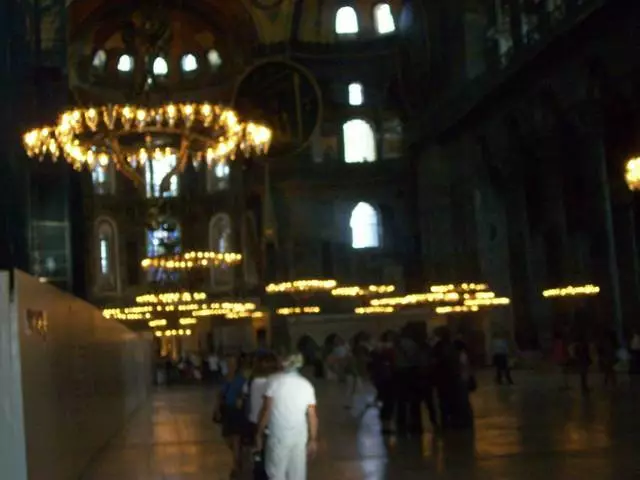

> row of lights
[542,284,600,298]
[276,306,321,315]
[136,292,207,304]
[94,50,223,74]
[141,251,243,270]
[355,306,394,315]
[154,329,193,337]
[266,280,338,294]
[331,285,395,296]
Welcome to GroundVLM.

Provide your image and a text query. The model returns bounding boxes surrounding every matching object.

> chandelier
[22,103,272,187]
[625,156,640,191]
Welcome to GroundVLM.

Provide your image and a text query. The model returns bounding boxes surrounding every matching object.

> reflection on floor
[81,372,640,479]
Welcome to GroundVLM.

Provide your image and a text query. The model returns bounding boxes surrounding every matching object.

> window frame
[373,3,397,35]
[348,82,364,106]
[335,6,360,36]
[342,118,378,164]
[94,216,120,293]
[209,213,235,291]
[349,202,382,250]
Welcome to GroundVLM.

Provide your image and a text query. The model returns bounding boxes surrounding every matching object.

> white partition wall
[0,270,152,480]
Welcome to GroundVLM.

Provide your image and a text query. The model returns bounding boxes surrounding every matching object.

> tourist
[572,334,591,394]
[553,332,570,389]
[255,353,318,480]
[216,355,246,478]
[244,353,280,479]
[598,330,618,388]
[395,329,422,435]
[208,351,221,383]
[432,327,466,429]
[417,336,439,432]
[369,333,396,436]
[491,333,514,385]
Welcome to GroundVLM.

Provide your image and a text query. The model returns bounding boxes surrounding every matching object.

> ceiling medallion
[22,103,272,188]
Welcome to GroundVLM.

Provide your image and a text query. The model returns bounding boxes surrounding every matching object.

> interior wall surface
[0,272,28,479]
[9,270,152,480]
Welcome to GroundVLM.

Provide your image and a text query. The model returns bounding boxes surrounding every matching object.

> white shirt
[246,377,270,424]
[265,371,316,442]
[208,355,219,371]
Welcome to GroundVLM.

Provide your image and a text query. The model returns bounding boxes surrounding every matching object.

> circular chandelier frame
[23,103,272,187]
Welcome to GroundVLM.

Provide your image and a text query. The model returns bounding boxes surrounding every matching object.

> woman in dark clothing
[599,331,618,387]
[573,335,591,394]
[417,340,439,432]
[370,335,396,435]
[217,355,246,478]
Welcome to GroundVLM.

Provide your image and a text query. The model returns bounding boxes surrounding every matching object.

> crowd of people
[325,326,477,436]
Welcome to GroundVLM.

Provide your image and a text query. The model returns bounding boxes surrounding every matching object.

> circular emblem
[233,59,322,158]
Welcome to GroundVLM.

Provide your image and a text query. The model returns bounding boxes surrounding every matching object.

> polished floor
[82,372,640,479]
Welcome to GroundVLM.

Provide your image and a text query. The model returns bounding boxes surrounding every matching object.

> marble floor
[82,372,640,479]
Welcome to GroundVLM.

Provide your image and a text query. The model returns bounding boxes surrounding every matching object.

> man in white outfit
[255,354,318,480]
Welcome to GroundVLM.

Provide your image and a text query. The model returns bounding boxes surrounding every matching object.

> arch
[335,6,359,35]
[94,216,119,292]
[145,153,179,198]
[147,218,181,258]
[207,161,230,193]
[348,82,364,106]
[209,213,234,290]
[373,3,396,35]
[91,163,115,194]
[343,119,376,163]
[350,202,381,249]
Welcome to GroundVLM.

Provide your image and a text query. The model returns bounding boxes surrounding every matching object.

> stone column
[578,107,624,343]
[504,166,541,349]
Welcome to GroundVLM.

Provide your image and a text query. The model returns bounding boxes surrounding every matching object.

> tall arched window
[336,6,359,35]
[343,119,376,163]
[207,162,230,193]
[348,82,364,106]
[373,3,396,34]
[95,217,119,291]
[209,214,234,290]
[146,221,181,258]
[145,154,179,198]
[92,164,115,194]
[350,202,381,249]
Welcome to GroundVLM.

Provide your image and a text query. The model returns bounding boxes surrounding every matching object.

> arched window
[181,53,198,72]
[146,220,181,258]
[92,50,107,70]
[348,82,364,106]
[336,6,359,35]
[95,217,119,291]
[207,161,230,193]
[152,57,169,76]
[117,54,134,72]
[92,164,115,194]
[343,119,376,163]
[145,153,179,198]
[209,214,234,290]
[350,202,381,249]
[373,3,396,34]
